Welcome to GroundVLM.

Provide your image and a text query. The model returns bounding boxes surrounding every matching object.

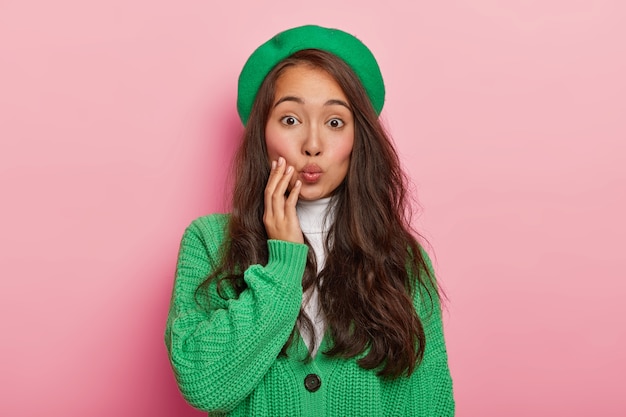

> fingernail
[295,180,301,187]
[278,157,285,166]
[286,166,293,174]
[271,160,276,170]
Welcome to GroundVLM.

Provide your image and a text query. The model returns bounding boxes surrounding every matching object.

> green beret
[237,25,385,125]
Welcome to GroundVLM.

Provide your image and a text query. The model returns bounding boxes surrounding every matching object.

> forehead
[273,64,348,102]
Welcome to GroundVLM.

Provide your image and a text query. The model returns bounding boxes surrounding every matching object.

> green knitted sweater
[165,214,454,416]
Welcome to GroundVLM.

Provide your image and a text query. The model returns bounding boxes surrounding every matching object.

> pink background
[1,0,624,415]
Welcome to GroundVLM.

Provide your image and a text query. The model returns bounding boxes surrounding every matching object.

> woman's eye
[280,116,300,126]
[327,118,344,128]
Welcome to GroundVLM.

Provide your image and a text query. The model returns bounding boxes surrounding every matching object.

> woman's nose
[303,126,322,156]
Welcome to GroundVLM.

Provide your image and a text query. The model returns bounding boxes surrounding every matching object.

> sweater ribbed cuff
[265,239,308,286]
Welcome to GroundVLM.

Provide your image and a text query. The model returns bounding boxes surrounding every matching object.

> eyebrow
[273,96,351,110]
[274,96,304,107]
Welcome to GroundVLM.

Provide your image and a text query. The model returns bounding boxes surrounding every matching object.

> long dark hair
[198,49,439,378]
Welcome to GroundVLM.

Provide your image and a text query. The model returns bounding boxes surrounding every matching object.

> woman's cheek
[265,133,289,163]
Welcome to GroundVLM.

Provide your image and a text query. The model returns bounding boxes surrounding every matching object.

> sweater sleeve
[164,215,308,413]
[414,249,455,416]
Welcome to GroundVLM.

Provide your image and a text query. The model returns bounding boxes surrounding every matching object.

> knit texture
[165,214,455,416]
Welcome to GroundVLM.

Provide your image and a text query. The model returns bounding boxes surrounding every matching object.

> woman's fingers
[272,165,294,216]
[263,157,303,243]
[285,179,301,211]
[264,157,285,218]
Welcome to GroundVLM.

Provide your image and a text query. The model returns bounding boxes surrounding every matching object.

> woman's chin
[297,187,331,201]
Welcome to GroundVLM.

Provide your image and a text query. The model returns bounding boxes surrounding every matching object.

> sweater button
[304,373,321,392]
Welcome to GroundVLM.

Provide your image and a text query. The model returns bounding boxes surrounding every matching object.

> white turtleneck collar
[296,196,333,234]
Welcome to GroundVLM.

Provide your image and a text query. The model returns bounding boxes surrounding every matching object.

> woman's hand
[263,157,304,244]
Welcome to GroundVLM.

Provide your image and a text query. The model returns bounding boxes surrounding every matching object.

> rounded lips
[301,164,322,174]
[300,163,322,183]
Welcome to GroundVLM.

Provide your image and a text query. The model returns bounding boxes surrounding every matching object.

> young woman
[165,25,454,416]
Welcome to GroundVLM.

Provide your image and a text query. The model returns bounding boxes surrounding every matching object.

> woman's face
[265,64,355,201]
